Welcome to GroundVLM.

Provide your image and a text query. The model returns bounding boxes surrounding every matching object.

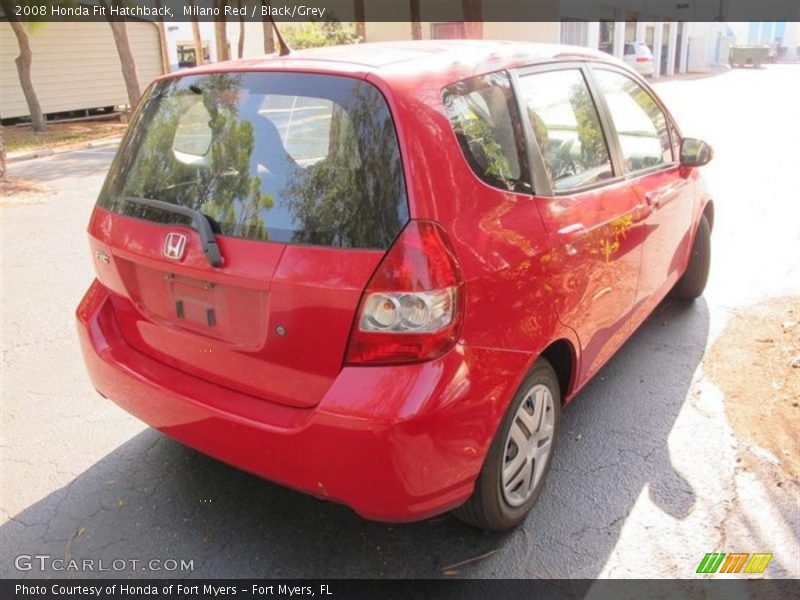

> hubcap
[501,384,555,507]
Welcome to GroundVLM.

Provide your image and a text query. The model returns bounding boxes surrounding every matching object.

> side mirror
[680,138,713,167]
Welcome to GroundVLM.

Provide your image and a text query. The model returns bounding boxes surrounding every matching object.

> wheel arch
[540,338,578,403]
[702,199,715,232]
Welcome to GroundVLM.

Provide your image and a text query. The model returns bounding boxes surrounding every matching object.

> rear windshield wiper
[122,197,223,267]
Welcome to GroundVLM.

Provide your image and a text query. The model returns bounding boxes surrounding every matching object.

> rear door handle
[558,223,588,256]
[558,223,588,241]
[644,190,664,209]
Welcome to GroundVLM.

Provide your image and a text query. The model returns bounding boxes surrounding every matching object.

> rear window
[99,72,408,249]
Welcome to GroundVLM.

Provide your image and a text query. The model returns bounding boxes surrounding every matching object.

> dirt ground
[4,118,127,154]
[706,297,800,480]
[0,178,52,201]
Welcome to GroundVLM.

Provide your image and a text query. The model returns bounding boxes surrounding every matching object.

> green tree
[189,0,205,65]
[258,0,278,53]
[353,0,366,40]
[1,0,46,131]
[154,0,170,73]
[236,0,245,58]
[1,121,7,181]
[99,0,142,107]
[410,0,422,40]
[283,19,361,49]
[214,0,230,61]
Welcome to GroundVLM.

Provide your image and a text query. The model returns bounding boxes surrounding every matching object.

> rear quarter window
[442,71,530,193]
[99,72,408,250]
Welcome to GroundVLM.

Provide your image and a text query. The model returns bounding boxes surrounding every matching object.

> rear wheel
[454,359,561,531]
[671,215,711,300]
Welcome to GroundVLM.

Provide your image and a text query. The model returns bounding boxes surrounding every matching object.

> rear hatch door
[89,70,408,408]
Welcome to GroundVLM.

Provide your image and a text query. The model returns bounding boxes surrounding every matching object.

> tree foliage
[283,19,361,49]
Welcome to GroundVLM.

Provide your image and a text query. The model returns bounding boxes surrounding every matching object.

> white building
[5,16,796,120]
[143,19,800,80]
[364,20,736,78]
[0,21,163,119]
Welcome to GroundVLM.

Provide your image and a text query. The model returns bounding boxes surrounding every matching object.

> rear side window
[442,72,530,193]
[100,73,408,249]
[517,69,614,192]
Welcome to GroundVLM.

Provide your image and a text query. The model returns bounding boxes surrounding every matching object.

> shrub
[284,20,361,49]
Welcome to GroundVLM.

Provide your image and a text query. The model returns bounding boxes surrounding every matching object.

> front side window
[593,69,672,172]
[100,72,408,249]
[442,72,530,193]
[517,69,613,192]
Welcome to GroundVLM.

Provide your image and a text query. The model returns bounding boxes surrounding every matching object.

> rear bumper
[76,280,530,522]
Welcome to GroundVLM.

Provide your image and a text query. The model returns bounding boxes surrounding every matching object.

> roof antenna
[262,0,291,56]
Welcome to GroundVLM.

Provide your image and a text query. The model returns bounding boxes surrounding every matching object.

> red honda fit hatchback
[77,41,713,531]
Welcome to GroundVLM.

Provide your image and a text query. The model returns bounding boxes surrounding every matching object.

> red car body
[77,41,713,522]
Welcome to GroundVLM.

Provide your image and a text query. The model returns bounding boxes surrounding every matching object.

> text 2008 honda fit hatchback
[77,41,714,531]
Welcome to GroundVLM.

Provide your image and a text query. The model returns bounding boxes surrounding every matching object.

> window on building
[177,43,211,69]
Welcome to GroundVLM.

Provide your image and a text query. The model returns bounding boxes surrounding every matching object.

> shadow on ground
[9,151,115,184]
[1,299,709,579]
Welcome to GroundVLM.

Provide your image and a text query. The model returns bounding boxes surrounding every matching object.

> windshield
[100,72,408,249]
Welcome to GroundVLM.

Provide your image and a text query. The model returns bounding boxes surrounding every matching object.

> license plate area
[167,273,221,329]
[119,259,268,349]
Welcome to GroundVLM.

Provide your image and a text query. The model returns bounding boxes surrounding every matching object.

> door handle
[645,180,689,210]
[558,223,588,240]
[644,190,664,209]
[558,223,588,256]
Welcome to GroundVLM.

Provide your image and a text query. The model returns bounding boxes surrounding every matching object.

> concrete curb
[8,137,122,164]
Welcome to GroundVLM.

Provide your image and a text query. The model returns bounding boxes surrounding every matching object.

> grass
[4,118,128,154]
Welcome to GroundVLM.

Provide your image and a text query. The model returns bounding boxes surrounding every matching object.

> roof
[165,40,626,87]
[288,40,616,68]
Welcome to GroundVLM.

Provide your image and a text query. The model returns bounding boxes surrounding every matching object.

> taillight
[345,220,464,365]
[636,57,652,63]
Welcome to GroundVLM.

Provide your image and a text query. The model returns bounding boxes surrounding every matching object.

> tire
[671,215,711,300]
[454,359,561,531]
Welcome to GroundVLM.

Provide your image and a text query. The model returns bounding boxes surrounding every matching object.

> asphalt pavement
[1,65,798,579]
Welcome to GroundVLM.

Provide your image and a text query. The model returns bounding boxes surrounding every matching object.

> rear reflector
[636,57,652,62]
[345,221,464,365]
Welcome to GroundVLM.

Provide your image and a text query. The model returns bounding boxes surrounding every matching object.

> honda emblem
[163,232,187,261]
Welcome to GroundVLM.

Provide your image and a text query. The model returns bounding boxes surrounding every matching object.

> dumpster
[729,45,770,68]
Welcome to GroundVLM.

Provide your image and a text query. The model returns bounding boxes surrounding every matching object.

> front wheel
[454,359,561,531]
[671,214,711,300]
